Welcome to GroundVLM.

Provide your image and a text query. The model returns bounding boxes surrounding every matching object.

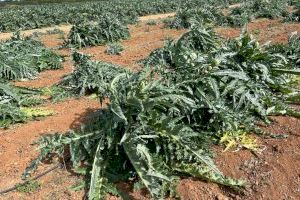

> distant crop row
[165,0,299,29]
[0,0,298,33]
[0,0,235,32]
[65,14,130,48]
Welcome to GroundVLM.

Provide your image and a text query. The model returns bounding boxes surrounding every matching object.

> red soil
[80,23,185,71]
[216,18,300,43]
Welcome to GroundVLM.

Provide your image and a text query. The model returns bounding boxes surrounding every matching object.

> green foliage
[0,104,27,128]
[146,20,158,26]
[0,0,216,33]
[0,82,43,128]
[0,0,249,33]
[166,7,225,29]
[24,20,300,200]
[1,0,88,6]
[0,0,294,33]
[166,0,291,28]
[65,16,130,48]
[143,24,298,133]
[267,32,300,67]
[105,43,124,55]
[16,181,40,193]
[292,2,300,22]
[226,0,289,26]
[243,0,289,19]
[225,7,252,27]
[0,32,63,81]
[24,75,245,198]
[287,1,300,22]
[40,86,72,102]
[58,52,129,98]
[285,9,300,22]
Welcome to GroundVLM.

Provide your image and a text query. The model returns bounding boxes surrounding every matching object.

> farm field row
[0,0,209,32]
[0,13,176,41]
[0,1,300,200]
[1,15,300,199]
[0,16,186,200]
[0,0,298,33]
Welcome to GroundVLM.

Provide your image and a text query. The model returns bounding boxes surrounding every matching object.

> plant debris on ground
[24,22,300,199]
[0,32,63,81]
[65,15,130,49]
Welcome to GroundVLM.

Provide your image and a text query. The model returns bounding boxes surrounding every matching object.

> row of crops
[0,32,63,127]
[0,0,299,33]
[24,24,300,199]
[0,0,226,32]
[166,0,300,28]
[0,0,299,199]
[22,2,300,197]
[61,0,300,50]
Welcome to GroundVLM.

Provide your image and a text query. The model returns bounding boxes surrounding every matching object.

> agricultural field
[0,0,300,200]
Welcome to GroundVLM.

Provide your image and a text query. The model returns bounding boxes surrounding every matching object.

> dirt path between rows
[139,12,175,21]
[0,13,176,42]
[216,18,300,43]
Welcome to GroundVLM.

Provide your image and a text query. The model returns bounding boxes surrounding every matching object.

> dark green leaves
[25,23,299,200]
[65,15,130,49]
[59,52,129,98]
[0,32,62,127]
[0,82,43,128]
[0,32,63,81]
